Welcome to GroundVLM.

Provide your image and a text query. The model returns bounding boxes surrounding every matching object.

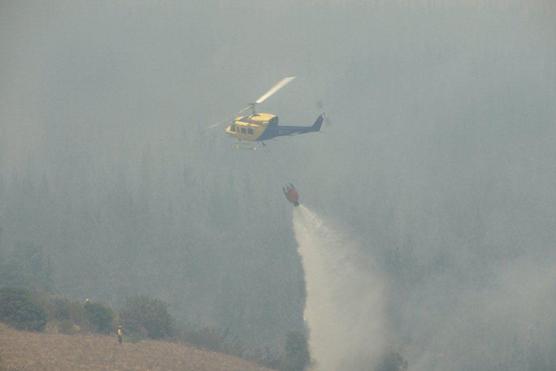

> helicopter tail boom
[311,114,324,132]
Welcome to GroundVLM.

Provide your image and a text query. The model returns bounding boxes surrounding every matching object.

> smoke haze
[1,0,556,368]
[293,206,386,370]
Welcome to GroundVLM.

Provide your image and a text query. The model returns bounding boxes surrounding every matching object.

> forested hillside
[1,1,555,369]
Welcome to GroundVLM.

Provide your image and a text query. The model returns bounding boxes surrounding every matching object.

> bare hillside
[0,324,274,371]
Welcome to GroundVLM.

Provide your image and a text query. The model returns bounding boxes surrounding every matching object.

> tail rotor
[316,100,333,128]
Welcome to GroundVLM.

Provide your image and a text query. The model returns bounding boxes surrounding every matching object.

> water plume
[293,205,386,371]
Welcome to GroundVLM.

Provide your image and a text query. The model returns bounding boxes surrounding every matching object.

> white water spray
[293,206,386,371]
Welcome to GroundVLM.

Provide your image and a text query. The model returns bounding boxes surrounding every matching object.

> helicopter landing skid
[233,142,265,151]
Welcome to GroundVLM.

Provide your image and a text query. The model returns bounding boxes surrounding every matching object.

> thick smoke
[293,206,386,371]
[1,0,555,363]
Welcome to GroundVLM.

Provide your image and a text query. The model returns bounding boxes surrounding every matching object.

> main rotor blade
[237,104,254,115]
[211,76,295,129]
[255,76,296,104]
[208,119,229,129]
[210,105,251,129]
[209,114,235,129]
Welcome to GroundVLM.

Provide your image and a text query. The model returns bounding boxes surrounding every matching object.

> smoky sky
[1,1,556,369]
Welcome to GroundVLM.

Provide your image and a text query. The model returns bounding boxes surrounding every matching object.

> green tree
[84,301,114,334]
[49,297,71,321]
[0,243,53,292]
[0,287,47,331]
[376,350,408,371]
[281,330,310,371]
[120,295,174,339]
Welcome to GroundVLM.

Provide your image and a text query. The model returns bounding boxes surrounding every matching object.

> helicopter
[213,77,324,148]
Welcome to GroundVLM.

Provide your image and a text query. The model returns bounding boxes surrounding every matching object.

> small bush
[183,326,245,355]
[84,301,114,334]
[67,301,87,326]
[178,326,226,351]
[0,287,47,331]
[120,295,174,339]
[57,319,79,335]
[49,297,71,321]
[44,296,88,332]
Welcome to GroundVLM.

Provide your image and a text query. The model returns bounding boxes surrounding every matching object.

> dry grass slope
[0,324,274,371]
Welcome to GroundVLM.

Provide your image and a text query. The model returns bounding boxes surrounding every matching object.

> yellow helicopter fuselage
[218,76,323,145]
[225,112,277,142]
